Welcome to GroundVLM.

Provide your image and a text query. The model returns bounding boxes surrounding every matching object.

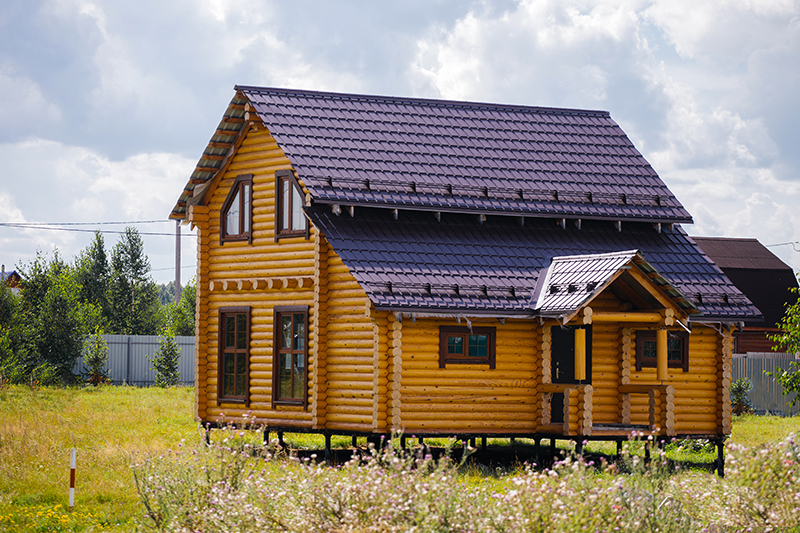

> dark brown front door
[550,326,592,423]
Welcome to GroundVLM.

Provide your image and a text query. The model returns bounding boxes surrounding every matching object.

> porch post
[656,328,668,381]
[574,328,586,381]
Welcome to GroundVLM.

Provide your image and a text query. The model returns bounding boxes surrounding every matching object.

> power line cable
[0,223,195,237]
[765,241,800,252]
[0,220,171,226]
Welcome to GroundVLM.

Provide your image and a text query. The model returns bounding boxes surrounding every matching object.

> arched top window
[220,174,253,244]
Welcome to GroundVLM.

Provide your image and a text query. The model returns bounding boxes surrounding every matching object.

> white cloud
[0,68,62,136]
[0,138,196,281]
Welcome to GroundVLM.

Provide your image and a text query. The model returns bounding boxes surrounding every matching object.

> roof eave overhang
[310,199,693,225]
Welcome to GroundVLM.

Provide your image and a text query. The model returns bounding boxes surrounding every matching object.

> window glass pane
[447,336,463,355]
[224,374,235,396]
[237,314,247,349]
[236,352,246,378]
[235,373,245,397]
[226,191,240,235]
[281,180,290,230]
[281,315,292,349]
[668,338,682,361]
[292,184,303,230]
[293,354,305,398]
[468,335,488,358]
[279,353,291,398]
[643,339,657,360]
[225,316,235,347]
[224,352,235,375]
[294,313,305,350]
[243,184,250,233]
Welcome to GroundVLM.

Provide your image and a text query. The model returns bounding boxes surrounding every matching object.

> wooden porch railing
[539,383,675,437]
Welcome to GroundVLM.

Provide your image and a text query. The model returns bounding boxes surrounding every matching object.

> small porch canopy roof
[532,250,699,320]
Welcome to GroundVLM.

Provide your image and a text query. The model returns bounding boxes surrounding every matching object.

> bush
[83,327,110,385]
[147,330,181,387]
[731,377,754,415]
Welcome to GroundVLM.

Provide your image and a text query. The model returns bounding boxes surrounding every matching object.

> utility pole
[175,220,181,303]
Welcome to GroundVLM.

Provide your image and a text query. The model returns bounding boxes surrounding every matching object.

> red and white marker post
[69,448,76,510]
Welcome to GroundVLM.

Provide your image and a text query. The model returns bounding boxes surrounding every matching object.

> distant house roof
[693,236,797,327]
[691,237,792,270]
[2,270,20,288]
[172,86,693,224]
[307,206,758,321]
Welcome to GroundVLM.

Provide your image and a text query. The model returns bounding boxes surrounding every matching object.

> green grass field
[0,385,797,531]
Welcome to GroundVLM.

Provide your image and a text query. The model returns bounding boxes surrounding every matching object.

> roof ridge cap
[235,85,611,117]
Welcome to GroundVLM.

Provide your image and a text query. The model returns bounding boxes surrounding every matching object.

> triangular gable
[532,250,699,323]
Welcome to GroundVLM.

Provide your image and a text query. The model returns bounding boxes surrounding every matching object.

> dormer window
[220,174,253,244]
[275,169,309,241]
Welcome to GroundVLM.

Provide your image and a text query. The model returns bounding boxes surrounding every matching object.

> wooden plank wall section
[628,325,722,434]
[400,319,540,434]
[323,252,375,432]
[199,128,315,425]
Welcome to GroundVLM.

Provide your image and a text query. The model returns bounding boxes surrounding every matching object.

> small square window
[635,330,689,372]
[439,326,496,368]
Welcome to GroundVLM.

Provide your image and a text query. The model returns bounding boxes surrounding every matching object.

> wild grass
[0,385,196,531]
[0,385,797,532]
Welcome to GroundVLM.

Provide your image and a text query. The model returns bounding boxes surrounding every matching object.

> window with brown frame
[272,306,309,406]
[218,307,250,405]
[439,326,496,369]
[220,174,253,244]
[635,330,689,372]
[275,169,308,241]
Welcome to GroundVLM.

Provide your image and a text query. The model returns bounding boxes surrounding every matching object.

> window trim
[272,305,310,408]
[635,329,689,372]
[274,169,309,242]
[220,174,253,245]
[438,326,496,369]
[217,306,251,406]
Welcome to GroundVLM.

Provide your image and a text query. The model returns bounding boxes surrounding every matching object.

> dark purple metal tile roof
[238,86,692,223]
[692,237,792,270]
[306,205,759,321]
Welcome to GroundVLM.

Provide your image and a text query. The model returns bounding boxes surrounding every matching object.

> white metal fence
[74,334,195,386]
[733,353,799,416]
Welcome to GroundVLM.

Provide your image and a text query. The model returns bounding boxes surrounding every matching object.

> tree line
[0,228,195,385]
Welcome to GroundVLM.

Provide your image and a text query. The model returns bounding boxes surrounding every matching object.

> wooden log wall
[399,318,540,434]
[196,128,316,426]
[321,252,375,432]
[629,325,723,435]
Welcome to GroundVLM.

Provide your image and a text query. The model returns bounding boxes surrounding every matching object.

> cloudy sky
[1,0,799,284]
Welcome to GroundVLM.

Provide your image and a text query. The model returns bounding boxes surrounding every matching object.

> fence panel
[733,353,799,416]
[75,335,195,386]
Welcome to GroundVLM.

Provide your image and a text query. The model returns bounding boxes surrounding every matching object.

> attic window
[220,174,253,245]
[275,170,309,241]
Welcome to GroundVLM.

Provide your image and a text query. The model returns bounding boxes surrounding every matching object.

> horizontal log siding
[584,293,623,425]
[322,253,374,432]
[629,325,723,434]
[200,129,315,426]
[400,318,539,433]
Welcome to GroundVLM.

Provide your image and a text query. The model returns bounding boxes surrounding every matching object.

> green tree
[163,277,196,336]
[147,329,181,387]
[16,251,99,382]
[83,326,110,385]
[75,231,110,324]
[0,282,16,328]
[107,227,160,335]
[767,285,800,407]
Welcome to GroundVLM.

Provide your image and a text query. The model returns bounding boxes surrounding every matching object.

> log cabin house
[170,86,760,471]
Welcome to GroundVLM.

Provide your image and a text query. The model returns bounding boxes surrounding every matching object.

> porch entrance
[550,325,592,423]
